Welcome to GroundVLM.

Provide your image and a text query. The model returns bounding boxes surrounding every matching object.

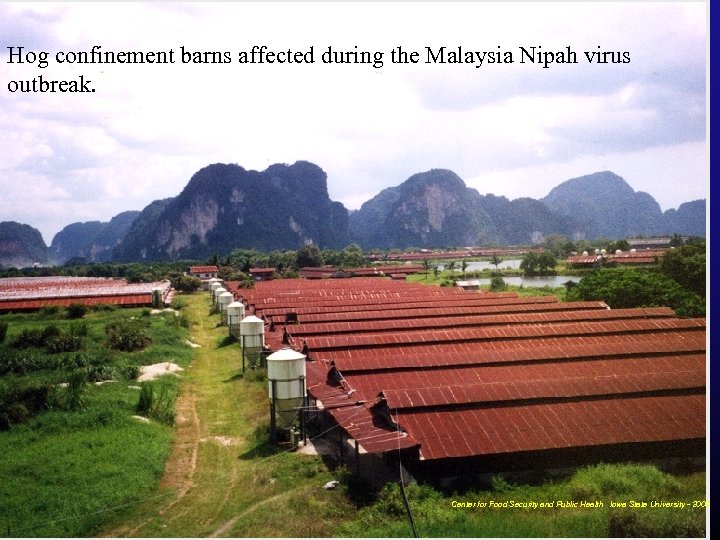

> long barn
[230,278,706,480]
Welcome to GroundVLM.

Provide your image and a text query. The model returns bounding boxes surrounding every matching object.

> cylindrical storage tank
[213,287,227,305]
[209,281,223,294]
[217,292,234,324]
[152,287,164,308]
[240,315,265,368]
[226,301,245,336]
[267,348,306,427]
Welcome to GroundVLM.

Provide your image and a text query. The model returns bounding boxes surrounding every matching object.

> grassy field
[0,303,194,537]
[97,293,357,538]
[339,464,707,537]
[1,291,706,537]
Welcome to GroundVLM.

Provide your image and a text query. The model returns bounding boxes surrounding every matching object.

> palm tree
[422,258,431,279]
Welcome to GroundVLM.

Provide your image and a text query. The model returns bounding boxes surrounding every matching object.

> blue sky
[0,2,708,243]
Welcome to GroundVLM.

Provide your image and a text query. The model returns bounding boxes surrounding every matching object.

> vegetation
[172,274,202,293]
[105,318,152,352]
[0,301,194,536]
[489,275,506,291]
[659,241,705,298]
[520,251,558,276]
[66,303,88,319]
[97,293,357,538]
[567,267,704,317]
[339,464,706,537]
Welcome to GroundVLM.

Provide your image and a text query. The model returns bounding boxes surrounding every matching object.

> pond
[460,275,583,288]
[439,259,523,271]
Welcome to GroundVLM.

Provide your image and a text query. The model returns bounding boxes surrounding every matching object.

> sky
[0,1,708,245]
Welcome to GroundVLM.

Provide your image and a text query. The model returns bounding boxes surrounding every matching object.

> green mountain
[661,200,705,237]
[0,221,48,268]
[540,171,664,240]
[48,211,140,265]
[112,161,349,261]
[350,170,576,249]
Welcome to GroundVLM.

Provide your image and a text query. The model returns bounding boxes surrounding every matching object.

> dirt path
[98,293,354,537]
[99,296,219,537]
[208,488,302,538]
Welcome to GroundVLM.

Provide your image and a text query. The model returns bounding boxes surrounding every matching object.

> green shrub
[85,365,119,382]
[171,297,189,310]
[42,324,61,342]
[0,379,54,428]
[45,333,84,354]
[68,321,89,337]
[64,369,88,411]
[609,507,705,537]
[66,303,88,319]
[172,275,202,293]
[490,276,507,292]
[136,384,154,416]
[39,305,60,316]
[0,321,7,343]
[135,382,176,425]
[0,349,50,375]
[105,319,151,352]
[12,328,46,348]
[177,312,191,329]
[122,364,140,380]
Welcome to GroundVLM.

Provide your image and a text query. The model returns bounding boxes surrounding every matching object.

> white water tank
[267,348,307,426]
[240,315,265,367]
[218,292,234,323]
[615,249,622,254]
[213,287,227,305]
[152,287,164,308]
[227,301,245,330]
[209,281,223,294]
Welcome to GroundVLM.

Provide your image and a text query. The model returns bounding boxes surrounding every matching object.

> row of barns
[224,277,706,482]
[0,276,173,312]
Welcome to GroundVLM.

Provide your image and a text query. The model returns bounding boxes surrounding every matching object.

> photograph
[0,2,708,537]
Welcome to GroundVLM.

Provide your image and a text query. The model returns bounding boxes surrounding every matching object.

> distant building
[456,279,482,291]
[188,265,219,280]
[249,267,276,281]
[627,237,672,250]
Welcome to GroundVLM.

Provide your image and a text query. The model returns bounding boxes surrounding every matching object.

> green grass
[96,293,358,538]
[2,294,705,537]
[338,464,706,537]
[0,303,195,537]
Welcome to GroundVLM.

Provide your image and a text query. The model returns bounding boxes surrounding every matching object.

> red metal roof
[244,277,706,464]
[398,395,704,460]
[328,338,706,373]
[189,266,218,273]
[0,277,172,312]
[287,307,676,338]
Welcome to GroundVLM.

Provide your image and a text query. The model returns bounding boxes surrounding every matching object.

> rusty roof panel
[401,394,705,459]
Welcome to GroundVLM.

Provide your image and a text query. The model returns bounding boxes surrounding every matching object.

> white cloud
[0,1,707,244]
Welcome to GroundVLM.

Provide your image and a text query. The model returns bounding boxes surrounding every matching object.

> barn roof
[236,278,706,464]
